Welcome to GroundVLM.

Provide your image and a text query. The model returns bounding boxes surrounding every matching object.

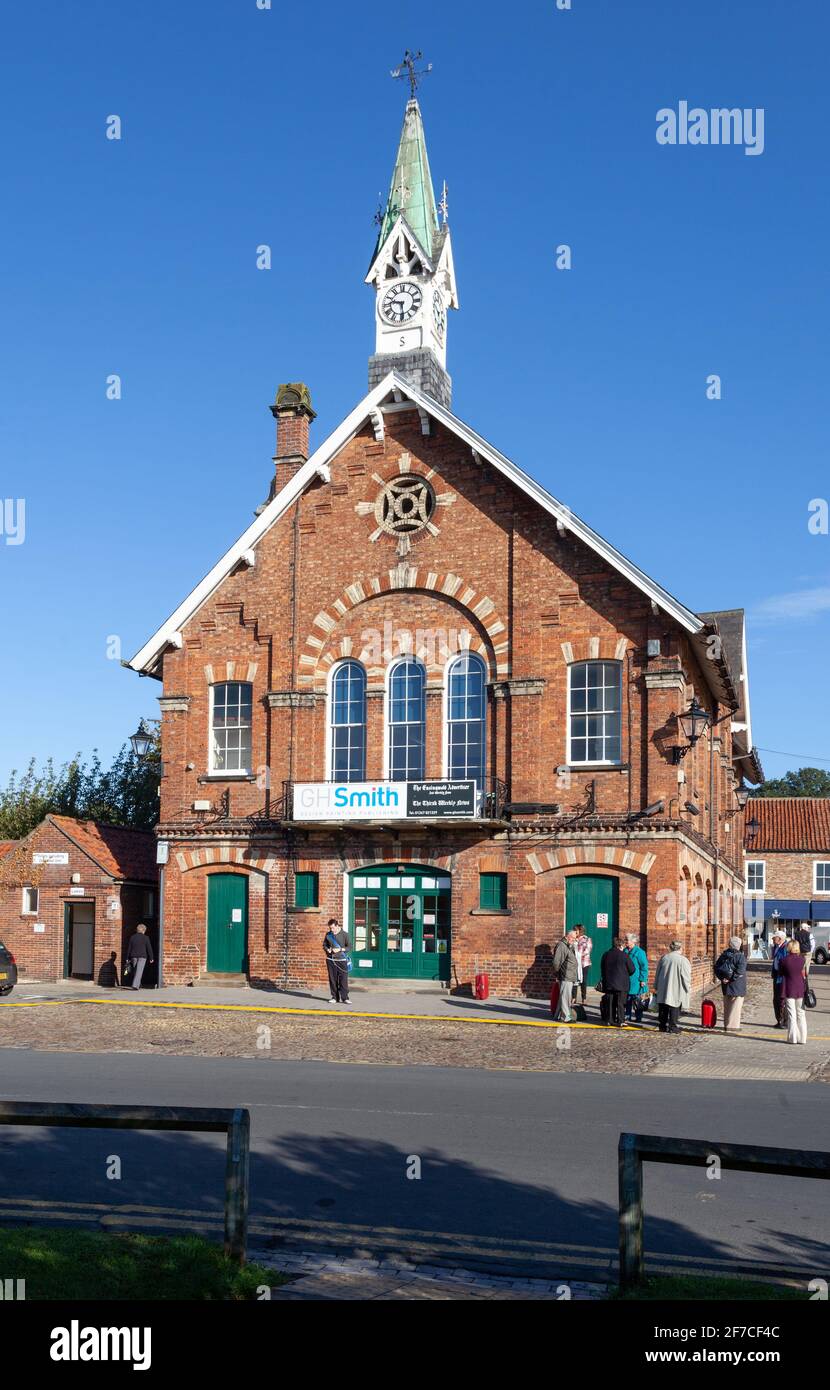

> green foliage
[613,1273,804,1301]
[752,766,830,799]
[0,732,160,839]
[0,1226,284,1301]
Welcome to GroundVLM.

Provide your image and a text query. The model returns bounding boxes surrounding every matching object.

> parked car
[0,938,18,995]
[813,925,830,966]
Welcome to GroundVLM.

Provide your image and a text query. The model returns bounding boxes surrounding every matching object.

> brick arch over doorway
[524,846,657,876]
[297,568,510,689]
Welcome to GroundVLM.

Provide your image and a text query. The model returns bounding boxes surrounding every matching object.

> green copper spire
[374,97,439,261]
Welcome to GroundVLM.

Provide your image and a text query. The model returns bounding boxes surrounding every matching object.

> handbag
[804,986,817,1009]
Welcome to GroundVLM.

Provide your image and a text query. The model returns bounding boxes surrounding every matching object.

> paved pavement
[0,1049,827,1289]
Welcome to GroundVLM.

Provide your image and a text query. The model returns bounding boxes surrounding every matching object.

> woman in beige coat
[653,941,692,1034]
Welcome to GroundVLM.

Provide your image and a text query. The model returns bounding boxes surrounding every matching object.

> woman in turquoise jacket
[624,933,649,1022]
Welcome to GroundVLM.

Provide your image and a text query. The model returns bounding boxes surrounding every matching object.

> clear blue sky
[2,0,828,786]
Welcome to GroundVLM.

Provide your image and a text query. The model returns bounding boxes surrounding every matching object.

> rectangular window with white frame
[745,861,766,893]
[814,861,830,894]
[22,886,39,915]
[568,661,622,765]
[210,681,252,774]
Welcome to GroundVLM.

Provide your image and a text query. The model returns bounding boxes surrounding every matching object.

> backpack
[327,931,352,971]
[796,929,812,955]
[714,950,736,983]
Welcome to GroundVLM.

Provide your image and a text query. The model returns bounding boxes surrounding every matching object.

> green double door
[565,875,618,987]
[349,866,451,982]
[207,874,248,974]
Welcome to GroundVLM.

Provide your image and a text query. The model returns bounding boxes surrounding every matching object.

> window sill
[470,907,512,916]
[198,772,256,782]
[288,906,321,914]
[564,763,627,772]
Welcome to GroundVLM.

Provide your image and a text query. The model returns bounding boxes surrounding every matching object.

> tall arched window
[446,653,486,784]
[330,661,366,782]
[388,659,426,781]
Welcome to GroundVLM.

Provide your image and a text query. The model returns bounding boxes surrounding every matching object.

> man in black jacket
[125,924,154,991]
[324,918,351,1004]
[599,937,635,1027]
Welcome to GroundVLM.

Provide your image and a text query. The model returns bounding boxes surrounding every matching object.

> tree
[0,735,160,841]
[751,767,830,799]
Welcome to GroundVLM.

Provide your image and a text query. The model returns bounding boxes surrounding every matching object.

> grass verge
[0,1226,286,1300]
[612,1273,806,1301]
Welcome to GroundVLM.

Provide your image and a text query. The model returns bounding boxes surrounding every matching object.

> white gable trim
[128,370,706,678]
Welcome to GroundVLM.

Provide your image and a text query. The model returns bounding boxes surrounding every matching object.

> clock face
[380,281,422,325]
[432,290,446,338]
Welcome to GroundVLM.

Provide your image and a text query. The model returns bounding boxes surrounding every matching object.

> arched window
[388,659,426,781]
[330,661,366,782]
[568,661,621,765]
[446,653,486,784]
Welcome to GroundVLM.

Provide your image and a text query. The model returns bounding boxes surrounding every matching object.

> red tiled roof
[48,817,157,881]
[746,798,830,852]
[0,841,16,860]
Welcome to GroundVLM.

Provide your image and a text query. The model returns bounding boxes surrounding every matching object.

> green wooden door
[349,868,451,981]
[566,875,618,987]
[207,874,248,974]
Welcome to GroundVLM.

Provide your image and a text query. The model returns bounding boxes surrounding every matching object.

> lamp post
[128,718,163,989]
[671,697,711,764]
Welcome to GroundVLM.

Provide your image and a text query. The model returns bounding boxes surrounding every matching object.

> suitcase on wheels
[701,997,717,1029]
[549,980,560,1016]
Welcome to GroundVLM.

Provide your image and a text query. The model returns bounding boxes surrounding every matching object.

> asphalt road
[0,1049,827,1283]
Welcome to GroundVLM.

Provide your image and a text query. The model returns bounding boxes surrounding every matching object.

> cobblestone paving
[1,971,825,1077]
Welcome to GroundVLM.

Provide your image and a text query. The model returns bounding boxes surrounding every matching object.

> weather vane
[390,49,432,99]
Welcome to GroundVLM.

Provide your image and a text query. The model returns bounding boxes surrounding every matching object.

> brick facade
[0,819,157,983]
[138,398,750,997]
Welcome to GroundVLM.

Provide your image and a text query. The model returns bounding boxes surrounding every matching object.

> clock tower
[366,92,458,408]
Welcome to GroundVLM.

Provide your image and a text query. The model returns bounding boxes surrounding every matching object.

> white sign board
[596,912,609,929]
[293,781,408,822]
[70,886,84,896]
[34,923,46,934]
[33,852,69,865]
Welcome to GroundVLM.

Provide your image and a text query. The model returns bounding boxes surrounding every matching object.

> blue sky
[1,0,828,785]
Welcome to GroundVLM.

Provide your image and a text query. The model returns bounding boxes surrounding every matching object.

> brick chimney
[270,383,316,494]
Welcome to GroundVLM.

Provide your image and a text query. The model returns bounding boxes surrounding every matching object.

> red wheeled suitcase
[549,980,560,1016]
[701,997,717,1029]
[475,972,490,1001]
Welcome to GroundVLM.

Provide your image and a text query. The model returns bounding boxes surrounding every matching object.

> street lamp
[734,785,750,810]
[671,697,711,764]
[129,719,155,760]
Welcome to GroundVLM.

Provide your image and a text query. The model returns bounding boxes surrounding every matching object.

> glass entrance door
[349,867,451,981]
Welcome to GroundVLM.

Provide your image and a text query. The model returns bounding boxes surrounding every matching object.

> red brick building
[744,799,830,956]
[127,94,762,996]
[0,817,157,983]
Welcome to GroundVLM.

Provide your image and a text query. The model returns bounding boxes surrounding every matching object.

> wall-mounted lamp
[671,698,711,764]
[734,785,750,810]
[684,800,700,816]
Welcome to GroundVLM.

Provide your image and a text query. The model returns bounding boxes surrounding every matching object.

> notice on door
[231,908,242,923]
[596,912,609,929]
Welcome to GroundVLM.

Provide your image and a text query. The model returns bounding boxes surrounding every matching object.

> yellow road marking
[1,993,828,1041]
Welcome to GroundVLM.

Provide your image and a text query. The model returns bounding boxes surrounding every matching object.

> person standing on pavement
[771,930,789,1028]
[574,925,592,1005]
[324,917,351,1004]
[624,933,649,1023]
[653,941,691,1034]
[714,934,748,1032]
[796,924,815,981]
[552,930,579,1022]
[780,938,808,1045]
[599,937,635,1028]
[125,924,154,991]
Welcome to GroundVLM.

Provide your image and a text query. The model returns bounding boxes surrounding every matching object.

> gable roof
[47,817,157,882]
[745,798,830,853]
[126,371,738,712]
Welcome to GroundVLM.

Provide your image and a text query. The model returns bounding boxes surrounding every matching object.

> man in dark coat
[125,923,154,990]
[323,917,351,1004]
[599,937,635,1027]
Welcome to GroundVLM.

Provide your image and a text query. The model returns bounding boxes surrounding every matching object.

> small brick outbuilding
[0,816,157,984]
